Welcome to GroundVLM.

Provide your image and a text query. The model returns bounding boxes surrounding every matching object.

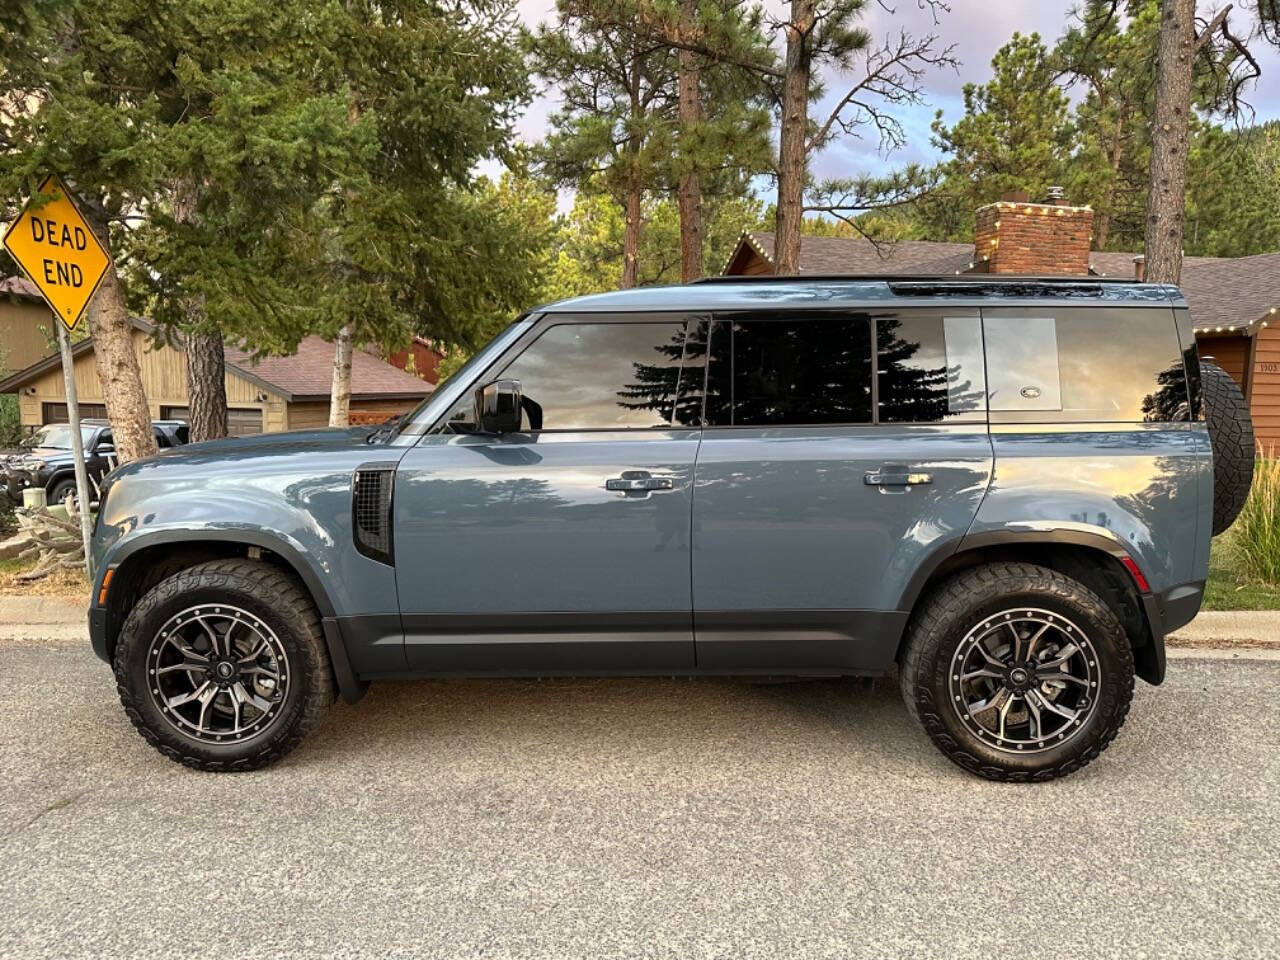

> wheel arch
[44,467,77,494]
[898,529,1163,685]
[96,531,365,702]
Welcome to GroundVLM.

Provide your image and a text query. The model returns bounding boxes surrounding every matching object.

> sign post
[55,323,95,567]
[3,176,113,573]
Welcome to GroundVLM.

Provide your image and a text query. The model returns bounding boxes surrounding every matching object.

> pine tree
[530,1,679,288]
[312,0,534,425]
[760,1,955,273]
[619,0,776,281]
[929,34,1073,228]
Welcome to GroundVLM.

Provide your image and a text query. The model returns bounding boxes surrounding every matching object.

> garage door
[161,406,263,437]
[42,402,108,424]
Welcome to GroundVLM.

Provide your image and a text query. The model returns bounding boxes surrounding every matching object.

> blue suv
[88,276,1254,780]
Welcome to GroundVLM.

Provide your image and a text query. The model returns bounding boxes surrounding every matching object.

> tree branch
[1195,5,1233,52]
[807,31,958,155]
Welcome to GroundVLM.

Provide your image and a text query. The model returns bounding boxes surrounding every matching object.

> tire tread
[112,558,333,772]
[899,561,1134,782]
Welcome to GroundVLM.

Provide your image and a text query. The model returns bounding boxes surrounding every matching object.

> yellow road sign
[2,175,112,332]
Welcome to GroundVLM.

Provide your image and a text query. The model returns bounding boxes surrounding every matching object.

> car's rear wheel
[900,562,1134,782]
[113,559,334,771]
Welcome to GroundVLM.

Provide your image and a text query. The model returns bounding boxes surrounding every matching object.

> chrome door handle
[864,471,933,487]
[606,475,674,492]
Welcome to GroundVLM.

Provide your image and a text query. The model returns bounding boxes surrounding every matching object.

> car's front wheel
[113,559,334,771]
[900,562,1134,782]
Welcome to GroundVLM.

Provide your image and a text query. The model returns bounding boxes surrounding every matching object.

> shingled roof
[0,275,41,299]
[731,231,977,276]
[0,314,433,401]
[223,335,432,401]
[725,231,1280,334]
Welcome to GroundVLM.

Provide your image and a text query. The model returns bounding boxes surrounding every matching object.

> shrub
[0,394,22,449]
[1235,449,1280,586]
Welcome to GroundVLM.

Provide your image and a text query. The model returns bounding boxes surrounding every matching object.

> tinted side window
[702,315,872,426]
[498,321,688,430]
[984,307,1188,423]
[876,314,986,423]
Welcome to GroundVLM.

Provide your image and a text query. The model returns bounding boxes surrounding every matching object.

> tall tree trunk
[186,331,228,440]
[1145,0,1196,284]
[329,324,354,427]
[622,183,643,288]
[84,209,156,463]
[774,0,813,276]
[172,178,227,442]
[1095,104,1127,251]
[330,73,362,427]
[621,58,644,290]
[676,0,704,282]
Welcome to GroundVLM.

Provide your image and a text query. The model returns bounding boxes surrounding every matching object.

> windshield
[28,425,94,450]
[390,318,534,441]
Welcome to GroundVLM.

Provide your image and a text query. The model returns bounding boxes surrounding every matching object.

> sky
[504,0,1280,206]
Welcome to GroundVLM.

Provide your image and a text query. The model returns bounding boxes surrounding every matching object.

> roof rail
[693,273,1140,285]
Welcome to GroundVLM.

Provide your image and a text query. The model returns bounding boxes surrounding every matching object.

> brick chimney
[973,189,1094,275]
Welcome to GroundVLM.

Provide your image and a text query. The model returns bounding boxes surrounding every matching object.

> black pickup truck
[2,419,188,505]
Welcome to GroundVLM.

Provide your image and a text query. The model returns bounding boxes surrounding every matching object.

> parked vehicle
[88,277,1253,779]
[2,419,188,506]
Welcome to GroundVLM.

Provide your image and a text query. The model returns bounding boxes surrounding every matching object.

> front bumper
[2,467,32,504]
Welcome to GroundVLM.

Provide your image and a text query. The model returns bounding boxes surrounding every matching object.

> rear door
[689,309,993,673]
[394,314,707,674]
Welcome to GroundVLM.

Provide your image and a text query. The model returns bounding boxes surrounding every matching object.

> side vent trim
[353,462,397,566]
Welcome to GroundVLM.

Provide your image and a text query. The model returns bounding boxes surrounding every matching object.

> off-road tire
[1201,360,1255,536]
[900,562,1134,782]
[113,559,334,771]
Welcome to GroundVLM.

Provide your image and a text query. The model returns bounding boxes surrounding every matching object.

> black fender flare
[897,528,1165,684]
[44,467,77,495]
[97,530,367,702]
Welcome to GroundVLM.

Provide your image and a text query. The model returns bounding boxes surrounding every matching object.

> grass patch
[1235,456,1280,585]
[0,553,89,601]
[1203,525,1280,611]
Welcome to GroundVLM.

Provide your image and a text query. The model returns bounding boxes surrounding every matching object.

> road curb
[1166,610,1280,650]
[0,595,87,625]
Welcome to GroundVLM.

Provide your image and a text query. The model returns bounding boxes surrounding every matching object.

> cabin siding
[15,330,281,432]
[287,398,416,430]
[1197,336,1250,393]
[1250,327,1280,453]
[0,299,56,374]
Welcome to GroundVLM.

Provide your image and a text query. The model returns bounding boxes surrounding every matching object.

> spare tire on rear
[1201,360,1255,536]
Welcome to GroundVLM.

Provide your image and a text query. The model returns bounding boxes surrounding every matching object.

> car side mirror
[96,443,115,456]
[474,379,523,434]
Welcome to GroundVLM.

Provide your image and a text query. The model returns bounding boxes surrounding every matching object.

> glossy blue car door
[690,311,994,674]
[394,317,705,674]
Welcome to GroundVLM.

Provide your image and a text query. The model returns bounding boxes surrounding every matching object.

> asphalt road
[2,637,1278,960]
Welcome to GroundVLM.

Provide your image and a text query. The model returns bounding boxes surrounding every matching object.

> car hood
[99,425,398,514]
[5,448,72,468]
[166,427,375,459]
